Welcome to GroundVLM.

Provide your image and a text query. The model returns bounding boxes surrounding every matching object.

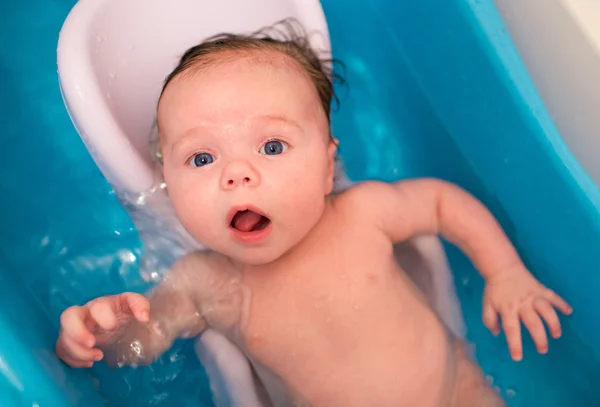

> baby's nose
[220,160,261,190]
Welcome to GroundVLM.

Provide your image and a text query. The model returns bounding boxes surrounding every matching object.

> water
[1,0,600,406]
[0,0,212,405]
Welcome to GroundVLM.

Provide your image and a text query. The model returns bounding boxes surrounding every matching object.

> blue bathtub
[1,0,599,405]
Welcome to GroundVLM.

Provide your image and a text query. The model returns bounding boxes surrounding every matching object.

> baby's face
[158,51,337,265]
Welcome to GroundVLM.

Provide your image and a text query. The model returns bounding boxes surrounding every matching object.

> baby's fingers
[534,298,562,339]
[60,306,96,347]
[59,333,103,363]
[544,289,573,316]
[482,301,499,336]
[501,311,523,361]
[121,292,150,323]
[56,345,94,368]
[520,307,548,354]
[88,298,120,332]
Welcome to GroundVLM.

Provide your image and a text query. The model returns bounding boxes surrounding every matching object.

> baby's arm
[101,259,207,366]
[346,179,572,360]
[57,251,215,367]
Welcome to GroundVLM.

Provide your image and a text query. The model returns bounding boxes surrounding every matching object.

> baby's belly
[301,313,452,407]
[242,263,456,407]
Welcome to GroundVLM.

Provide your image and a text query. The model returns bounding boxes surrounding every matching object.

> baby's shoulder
[327,181,398,237]
[332,180,394,213]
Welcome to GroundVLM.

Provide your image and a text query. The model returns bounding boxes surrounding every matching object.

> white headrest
[58,0,330,193]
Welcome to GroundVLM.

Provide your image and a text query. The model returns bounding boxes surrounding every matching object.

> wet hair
[151,19,345,163]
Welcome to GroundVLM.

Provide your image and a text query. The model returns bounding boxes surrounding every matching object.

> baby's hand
[55,293,149,368]
[482,265,572,361]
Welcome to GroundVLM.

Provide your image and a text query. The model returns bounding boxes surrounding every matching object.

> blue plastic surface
[1,0,599,405]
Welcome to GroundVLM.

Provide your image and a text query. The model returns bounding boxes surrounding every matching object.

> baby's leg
[450,341,506,407]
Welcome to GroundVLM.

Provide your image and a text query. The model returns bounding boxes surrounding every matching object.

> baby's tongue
[233,210,262,232]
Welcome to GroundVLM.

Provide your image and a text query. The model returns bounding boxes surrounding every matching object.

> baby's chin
[229,250,283,267]
[221,245,287,267]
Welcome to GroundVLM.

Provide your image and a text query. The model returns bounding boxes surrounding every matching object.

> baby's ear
[326,139,339,194]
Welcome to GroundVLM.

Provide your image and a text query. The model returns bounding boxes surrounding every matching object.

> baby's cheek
[169,185,216,236]
[282,180,326,231]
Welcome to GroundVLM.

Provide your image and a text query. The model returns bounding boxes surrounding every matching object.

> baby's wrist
[483,260,527,284]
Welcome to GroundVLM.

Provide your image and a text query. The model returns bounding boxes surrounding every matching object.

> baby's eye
[190,152,215,167]
[260,140,288,156]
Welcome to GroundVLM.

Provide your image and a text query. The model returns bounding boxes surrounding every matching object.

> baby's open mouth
[230,209,271,233]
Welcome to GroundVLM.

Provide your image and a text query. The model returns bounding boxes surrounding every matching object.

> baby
[56,25,572,407]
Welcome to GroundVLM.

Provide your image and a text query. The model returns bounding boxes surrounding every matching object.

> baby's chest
[241,253,408,367]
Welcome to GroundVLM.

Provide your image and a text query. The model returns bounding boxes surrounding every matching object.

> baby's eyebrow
[170,129,210,155]
[257,115,303,133]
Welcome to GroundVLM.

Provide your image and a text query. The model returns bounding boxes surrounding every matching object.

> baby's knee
[453,379,506,407]
[476,387,507,407]
[451,342,506,407]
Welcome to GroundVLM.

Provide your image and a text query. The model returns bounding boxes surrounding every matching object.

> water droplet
[461,277,470,286]
[353,303,360,311]
[118,250,136,263]
[326,317,332,323]
[95,35,102,42]
[493,386,500,394]
[314,302,320,309]
[40,236,50,246]
[505,388,516,398]
[484,374,494,386]
[170,351,183,362]
[130,340,143,356]
[327,295,335,303]
[108,72,115,79]
[340,273,347,280]
[59,247,68,256]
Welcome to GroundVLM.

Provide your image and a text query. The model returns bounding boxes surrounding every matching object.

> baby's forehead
[173,49,313,89]
[157,49,322,131]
